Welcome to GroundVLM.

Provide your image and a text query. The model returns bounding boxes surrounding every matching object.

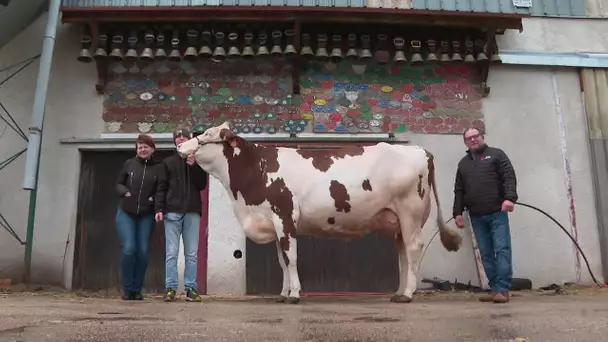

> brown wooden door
[246,233,399,295]
[72,150,170,292]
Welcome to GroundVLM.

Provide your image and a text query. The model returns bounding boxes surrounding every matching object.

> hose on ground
[419,202,604,288]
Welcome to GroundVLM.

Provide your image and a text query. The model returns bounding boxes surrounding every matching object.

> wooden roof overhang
[63,6,526,96]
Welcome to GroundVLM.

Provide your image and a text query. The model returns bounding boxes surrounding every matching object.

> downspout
[0,0,49,49]
[21,0,62,284]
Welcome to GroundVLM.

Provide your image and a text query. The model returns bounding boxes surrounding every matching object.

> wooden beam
[61,7,524,31]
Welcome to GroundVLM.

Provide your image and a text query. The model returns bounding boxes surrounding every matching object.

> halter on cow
[178,121,462,304]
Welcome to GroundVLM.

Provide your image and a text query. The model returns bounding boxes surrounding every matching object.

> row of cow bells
[78,29,501,64]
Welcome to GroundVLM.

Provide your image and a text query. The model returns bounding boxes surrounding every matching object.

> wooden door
[72,150,209,293]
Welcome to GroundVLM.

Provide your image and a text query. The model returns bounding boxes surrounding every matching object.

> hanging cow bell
[300,33,314,58]
[464,38,475,63]
[374,34,390,64]
[199,31,213,58]
[284,29,296,57]
[77,31,93,63]
[359,34,372,60]
[451,41,463,62]
[139,31,155,62]
[94,34,108,60]
[155,33,167,61]
[270,30,283,57]
[439,40,451,63]
[410,40,423,64]
[242,32,255,59]
[392,37,406,64]
[124,30,139,62]
[315,34,329,60]
[213,32,226,60]
[227,32,241,59]
[345,33,358,60]
[109,34,124,62]
[257,32,270,57]
[475,39,488,61]
[426,40,438,63]
[168,30,182,62]
[330,34,343,62]
[183,29,199,61]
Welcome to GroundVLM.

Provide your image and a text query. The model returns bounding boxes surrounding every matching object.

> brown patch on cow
[222,136,296,251]
[417,174,426,199]
[327,217,335,224]
[362,179,372,191]
[297,146,365,172]
[329,180,351,213]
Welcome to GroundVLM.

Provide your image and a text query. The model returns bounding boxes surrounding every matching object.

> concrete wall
[0,14,605,291]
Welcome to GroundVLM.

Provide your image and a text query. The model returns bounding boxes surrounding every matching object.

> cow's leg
[273,216,301,304]
[275,239,291,303]
[391,214,424,303]
[393,233,408,299]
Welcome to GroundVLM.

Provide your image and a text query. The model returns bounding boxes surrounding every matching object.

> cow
[176,121,462,304]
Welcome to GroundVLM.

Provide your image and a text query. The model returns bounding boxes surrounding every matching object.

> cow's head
[176,121,238,163]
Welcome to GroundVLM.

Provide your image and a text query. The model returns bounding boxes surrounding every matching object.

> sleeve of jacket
[496,149,518,203]
[116,160,130,197]
[155,161,168,213]
[452,166,465,218]
[189,163,208,191]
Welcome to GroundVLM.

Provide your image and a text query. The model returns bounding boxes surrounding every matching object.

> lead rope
[419,202,604,288]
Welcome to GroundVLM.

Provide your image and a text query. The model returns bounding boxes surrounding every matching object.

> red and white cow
[177,121,462,304]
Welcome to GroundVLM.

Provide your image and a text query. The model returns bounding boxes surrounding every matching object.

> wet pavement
[1,287,607,341]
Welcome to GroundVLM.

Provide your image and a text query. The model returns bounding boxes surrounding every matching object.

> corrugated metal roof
[61,0,587,17]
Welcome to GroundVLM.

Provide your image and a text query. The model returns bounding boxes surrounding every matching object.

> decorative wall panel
[102,59,484,135]
[300,61,485,134]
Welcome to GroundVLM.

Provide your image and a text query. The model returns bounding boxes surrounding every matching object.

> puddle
[0,326,26,335]
[245,318,283,324]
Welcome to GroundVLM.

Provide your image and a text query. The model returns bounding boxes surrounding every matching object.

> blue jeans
[116,208,155,294]
[164,212,201,290]
[470,211,513,293]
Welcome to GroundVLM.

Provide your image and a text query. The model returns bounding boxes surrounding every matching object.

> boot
[493,291,510,303]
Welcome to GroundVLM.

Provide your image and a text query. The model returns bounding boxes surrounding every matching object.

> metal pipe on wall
[21,0,62,284]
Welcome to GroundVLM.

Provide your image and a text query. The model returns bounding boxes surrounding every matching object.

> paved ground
[1,286,607,342]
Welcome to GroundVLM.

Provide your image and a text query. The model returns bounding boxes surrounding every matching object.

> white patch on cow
[184,124,461,303]
[232,147,241,156]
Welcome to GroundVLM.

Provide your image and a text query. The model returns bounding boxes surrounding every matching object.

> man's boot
[493,291,510,303]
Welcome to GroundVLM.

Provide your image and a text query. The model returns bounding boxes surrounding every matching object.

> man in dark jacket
[453,127,518,304]
[155,128,208,302]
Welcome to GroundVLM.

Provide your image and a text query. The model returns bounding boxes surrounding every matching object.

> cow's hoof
[389,294,413,303]
[286,297,300,304]
[275,296,287,303]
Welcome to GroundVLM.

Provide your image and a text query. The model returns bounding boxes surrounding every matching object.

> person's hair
[136,134,156,149]
[462,126,484,139]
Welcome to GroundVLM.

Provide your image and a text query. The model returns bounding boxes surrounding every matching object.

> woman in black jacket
[115,134,164,300]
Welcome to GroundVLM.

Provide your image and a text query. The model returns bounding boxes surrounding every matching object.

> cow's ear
[219,128,237,142]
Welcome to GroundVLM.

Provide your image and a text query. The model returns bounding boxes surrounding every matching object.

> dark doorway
[72,150,211,293]
[246,233,399,295]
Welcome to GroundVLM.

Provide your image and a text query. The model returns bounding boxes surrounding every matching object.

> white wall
[0,13,605,291]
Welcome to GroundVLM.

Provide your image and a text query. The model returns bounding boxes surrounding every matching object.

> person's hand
[124,192,131,197]
[455,215,465,228]
[186,154,196,166]
[155,212,164,222]
[501,200,515,212]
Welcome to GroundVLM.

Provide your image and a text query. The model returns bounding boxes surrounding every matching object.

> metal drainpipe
[21,0,62,284]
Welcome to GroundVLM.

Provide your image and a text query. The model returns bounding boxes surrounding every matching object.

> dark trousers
[116,207,155,294]
[470,211,513,293]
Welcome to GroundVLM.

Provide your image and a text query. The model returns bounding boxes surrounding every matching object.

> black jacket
[157,153,208,214]
[453,144,518,218]
[116,156,164,216]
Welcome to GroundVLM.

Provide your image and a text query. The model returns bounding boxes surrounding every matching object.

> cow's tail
[426,150,462,252]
